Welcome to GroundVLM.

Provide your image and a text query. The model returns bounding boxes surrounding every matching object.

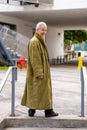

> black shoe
[45,109,58,117]
[28,109,36,117]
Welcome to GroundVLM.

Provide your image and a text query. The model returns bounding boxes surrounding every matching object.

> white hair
[36,22,47,30]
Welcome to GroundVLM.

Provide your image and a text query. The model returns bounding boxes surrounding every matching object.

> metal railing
[0,66,17,116]
[49,53,78,65]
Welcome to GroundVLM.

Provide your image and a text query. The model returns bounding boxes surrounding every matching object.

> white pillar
[46,26,64,59]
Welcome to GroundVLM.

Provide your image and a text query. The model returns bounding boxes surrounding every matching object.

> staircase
[0,25,29,66]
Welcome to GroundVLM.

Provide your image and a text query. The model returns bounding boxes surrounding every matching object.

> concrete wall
[54,0,87,9]
[46,26,64,59]
[0,14,35,38]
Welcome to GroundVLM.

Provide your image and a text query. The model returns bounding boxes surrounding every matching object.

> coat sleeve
[29,41,44,77]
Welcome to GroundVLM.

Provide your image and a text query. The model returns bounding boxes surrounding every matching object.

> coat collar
[35,33,47,50]
[35,33,44,44]
[35,33,49,61]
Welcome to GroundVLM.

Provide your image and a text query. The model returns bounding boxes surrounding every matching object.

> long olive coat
[21,33,53,110]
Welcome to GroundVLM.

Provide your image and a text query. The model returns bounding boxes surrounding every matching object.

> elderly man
[21,22,58,117]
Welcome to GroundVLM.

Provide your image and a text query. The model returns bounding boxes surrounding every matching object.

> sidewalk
[0,65,87,129]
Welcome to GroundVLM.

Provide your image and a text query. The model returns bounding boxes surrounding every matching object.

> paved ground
[1,65,87,129]
[4,128,87,130]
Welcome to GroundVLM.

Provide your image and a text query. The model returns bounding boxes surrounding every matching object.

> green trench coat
[21,33,53,110]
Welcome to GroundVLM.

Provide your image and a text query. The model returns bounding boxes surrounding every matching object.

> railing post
[11,66,17,116]
[80,67,85,117]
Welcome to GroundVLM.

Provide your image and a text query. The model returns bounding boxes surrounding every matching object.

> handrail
[0,66,17,116]
[0,66,12,93]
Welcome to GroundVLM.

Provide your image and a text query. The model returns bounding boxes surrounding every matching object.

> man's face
[37,25,47,38]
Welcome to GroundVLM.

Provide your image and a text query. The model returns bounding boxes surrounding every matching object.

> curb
[1,115,87,129]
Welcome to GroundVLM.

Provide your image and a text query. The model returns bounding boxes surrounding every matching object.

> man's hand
[37,75,44,80]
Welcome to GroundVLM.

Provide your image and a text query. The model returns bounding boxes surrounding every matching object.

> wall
[54,0,87,9]
[46,26,64,59]
[0,14,35,38]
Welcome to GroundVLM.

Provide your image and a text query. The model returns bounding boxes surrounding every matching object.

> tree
[64,30,87,44]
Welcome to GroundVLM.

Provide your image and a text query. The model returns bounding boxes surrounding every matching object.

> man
[21,22,58,117]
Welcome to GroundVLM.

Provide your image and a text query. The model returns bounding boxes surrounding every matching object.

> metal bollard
[80,67,85,117]
[11,66,17,116]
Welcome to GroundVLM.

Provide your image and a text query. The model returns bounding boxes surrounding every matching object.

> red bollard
[17,56,26,70]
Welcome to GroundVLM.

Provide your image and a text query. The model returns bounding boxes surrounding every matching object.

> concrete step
[4,128,87,130]
[1,115,87,130]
